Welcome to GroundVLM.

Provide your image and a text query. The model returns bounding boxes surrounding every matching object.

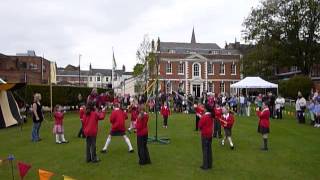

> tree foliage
[279,75,313,98]
[133,63,144,77]
[242,0,320,77]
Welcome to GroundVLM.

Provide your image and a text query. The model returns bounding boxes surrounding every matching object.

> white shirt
[240,96,245,104]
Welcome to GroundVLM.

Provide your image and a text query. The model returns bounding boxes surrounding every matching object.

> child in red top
[77,103,86,138]
[136,105,151,165]
[128,101,139,133]
[256,102,271,151]
[219,107,235,150]
[194,102,205,131]
[213,104,223,138]
[53,105,68,144]
[82,102,106,163]
[198,105,214,170]
[160,102,171,128]
[148,99,155,113]
[101,103,134,153]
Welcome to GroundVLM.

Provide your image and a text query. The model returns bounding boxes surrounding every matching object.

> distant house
[0,51,51,84]
[56,64,137,95]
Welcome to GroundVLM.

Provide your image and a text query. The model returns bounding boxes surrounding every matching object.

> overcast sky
[0,0,259,71]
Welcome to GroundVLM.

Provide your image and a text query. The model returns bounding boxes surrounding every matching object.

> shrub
[279,75,313,99]
[13,85,113,107]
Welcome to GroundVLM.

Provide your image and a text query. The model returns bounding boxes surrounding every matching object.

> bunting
[17,161,31,180]
[39,169,54,180]
[63,175,76,180]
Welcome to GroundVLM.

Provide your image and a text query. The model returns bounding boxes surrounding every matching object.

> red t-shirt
[160,106,170,117]
[130,106,139,122]
[82,111,106,137]
[199,112,214,138]
[110,108,127,132]
[136,112,149,136]
[221,113,235,128]
[54,111,64,125]
[257,108,270,128]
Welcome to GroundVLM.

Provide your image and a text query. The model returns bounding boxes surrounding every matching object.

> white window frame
[213,51,219,55]
[166,62,172,75]
[193,63,201,78]
[220,82,225,93]
[219,63,225,75]
[231,62,236,75]
[169,49,176,53]
[178,62,184,75]
[208,82,214,92]
[166,81,172,93]
[207,62,214,75]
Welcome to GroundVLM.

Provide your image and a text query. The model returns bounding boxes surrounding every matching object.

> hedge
[279,75,313,99]
[13,85,113,107]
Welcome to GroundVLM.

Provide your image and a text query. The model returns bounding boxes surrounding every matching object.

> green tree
[242,0,320,76]
[133,63,144,77]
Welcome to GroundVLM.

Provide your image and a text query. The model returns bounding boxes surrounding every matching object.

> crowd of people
[29,87,320,170]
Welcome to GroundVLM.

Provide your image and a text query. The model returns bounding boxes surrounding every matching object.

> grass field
[0,110,319,180]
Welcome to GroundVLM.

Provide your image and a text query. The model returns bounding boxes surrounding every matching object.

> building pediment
[185,53,207,60]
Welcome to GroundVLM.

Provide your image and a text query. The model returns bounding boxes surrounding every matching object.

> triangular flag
[63,175,76,180]
[17,162,31,180]
[39,169,54,180]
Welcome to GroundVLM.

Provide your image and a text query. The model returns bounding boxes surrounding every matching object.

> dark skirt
[257,125,270,134]
[110,130,125,136]
[224,127,232,137]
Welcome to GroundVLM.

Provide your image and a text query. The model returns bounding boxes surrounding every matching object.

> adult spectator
[268,92,276,119]
[31,93,44,142]
[275,95,285,119]
[296,91,307,124]
[239,94,246,116]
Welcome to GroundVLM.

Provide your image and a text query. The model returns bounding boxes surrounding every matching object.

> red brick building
[153,29,241,97]
[0,51,51,84]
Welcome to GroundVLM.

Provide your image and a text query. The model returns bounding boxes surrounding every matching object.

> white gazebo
[230,77,278,95]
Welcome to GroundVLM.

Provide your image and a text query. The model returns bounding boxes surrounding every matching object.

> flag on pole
[63,175,76,180]
[17,161,31,180]
[39,169,54,180]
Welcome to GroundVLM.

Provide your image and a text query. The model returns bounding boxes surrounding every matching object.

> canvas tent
[0,79,24,128]
[230,77,278,94]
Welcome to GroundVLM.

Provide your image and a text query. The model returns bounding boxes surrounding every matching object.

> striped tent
[0,79,24,128]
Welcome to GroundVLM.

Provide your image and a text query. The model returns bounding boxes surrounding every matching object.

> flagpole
[49,61,53,117]
[112,47,114,90]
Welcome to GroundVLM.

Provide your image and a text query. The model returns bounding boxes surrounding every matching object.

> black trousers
[297,110,305,123]
[86,136,97,162]
[269,105,274,118]
[163,116,168,126]
[78,122,85,137]
[201,137,212,169]
[195,116,200,131]
[137,135,151,165]
[276,108,283,119]
[213,120,222,137]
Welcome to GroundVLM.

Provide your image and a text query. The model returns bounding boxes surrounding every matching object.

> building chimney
[122,64,126,72]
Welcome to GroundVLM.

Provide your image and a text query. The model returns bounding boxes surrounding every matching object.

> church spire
[191,27,196,44]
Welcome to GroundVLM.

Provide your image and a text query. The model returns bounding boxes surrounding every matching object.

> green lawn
[0,111,319,180]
